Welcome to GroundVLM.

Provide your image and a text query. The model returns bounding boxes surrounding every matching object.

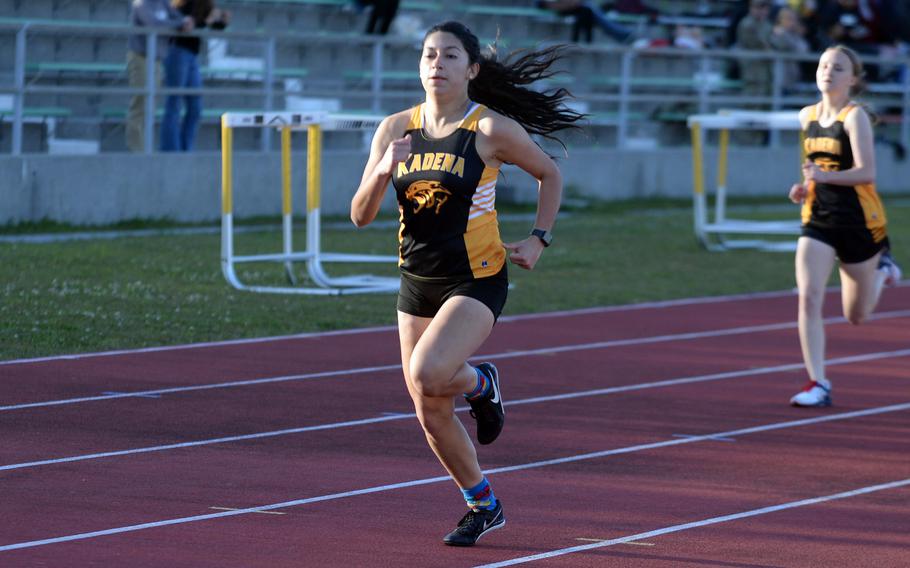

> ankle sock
[464,366,491,401]
[461,477,497,511]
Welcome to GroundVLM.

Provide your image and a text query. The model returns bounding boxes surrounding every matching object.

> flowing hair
[423,21,586,150]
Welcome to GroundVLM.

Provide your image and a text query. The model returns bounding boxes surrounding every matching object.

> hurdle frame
[687,110,805,252]
[220,111,400,295]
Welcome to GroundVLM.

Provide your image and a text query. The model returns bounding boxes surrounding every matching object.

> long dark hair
[423,21,585,149]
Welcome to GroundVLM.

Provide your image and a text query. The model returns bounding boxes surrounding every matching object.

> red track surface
[2,288,909,567]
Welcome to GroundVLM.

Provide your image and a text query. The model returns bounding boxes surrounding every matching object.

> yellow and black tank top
[801,103,887,240]
[391,102,505,280]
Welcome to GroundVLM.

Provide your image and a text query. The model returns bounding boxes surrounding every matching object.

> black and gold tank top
[801,103,886,238]
[391,102,505,280]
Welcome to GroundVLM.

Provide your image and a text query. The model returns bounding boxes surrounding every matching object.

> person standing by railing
[535,1,635,44]
[127,0,194,152]
[735,0,774,144]
[353,0,401,35]
[160,0,230,152]
[736,0,774,99]
[770,6,812,90]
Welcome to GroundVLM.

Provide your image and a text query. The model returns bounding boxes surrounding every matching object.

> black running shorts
[801,223,888,264]
[397,266,508,321]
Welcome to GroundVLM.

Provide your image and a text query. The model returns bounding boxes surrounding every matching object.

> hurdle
[220,111,400,295]
[687,110,804,252]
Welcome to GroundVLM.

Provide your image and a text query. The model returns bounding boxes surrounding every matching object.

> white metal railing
[0,18,908,155]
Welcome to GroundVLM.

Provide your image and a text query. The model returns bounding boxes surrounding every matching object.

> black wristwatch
[530,228,552,247]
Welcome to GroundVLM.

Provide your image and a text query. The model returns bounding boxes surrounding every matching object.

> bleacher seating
[0,1,906,154]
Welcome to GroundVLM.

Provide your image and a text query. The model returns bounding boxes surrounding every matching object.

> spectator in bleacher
[737,0,774,100]
[770,6,812,89]
[350,20,583,547]
[609,0,660,21]
[818,0,885,54]
[786,0,822,50]
[353,0,400,35]
[898,2,910,43]
[673,23,706,49]
[536,1,634,44]
[160,0,231,152]
[818,0,901,80]
[727,0,750,48]
[127,0,194,152]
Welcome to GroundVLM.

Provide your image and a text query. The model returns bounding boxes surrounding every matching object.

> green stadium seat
[343,70,416,81]
[24,61,307,81]
[0,106,72,118]
[27,62,125,74]
[589,76,742,91]
[400,1,442,11]
[463,5,554,18]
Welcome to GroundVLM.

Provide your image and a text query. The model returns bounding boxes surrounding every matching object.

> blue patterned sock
[464,366,491,401]
[461,477,497,511]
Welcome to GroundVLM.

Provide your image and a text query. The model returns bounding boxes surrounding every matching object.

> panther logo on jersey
[405,180,452,214]
[813,156,840,172]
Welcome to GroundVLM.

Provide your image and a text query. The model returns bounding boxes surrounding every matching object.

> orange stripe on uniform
[464,212,505,279]
[478,166,499,187]
[406,104,422,131]
[397,207,405,266]
[836,103,857,122]
[854,183,887,240]
[460,104,486,133]
[801,180,816,225]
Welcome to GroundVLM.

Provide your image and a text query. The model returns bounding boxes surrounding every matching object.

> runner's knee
[409,354,455,398]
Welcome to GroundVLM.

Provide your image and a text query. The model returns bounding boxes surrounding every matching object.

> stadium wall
[0,148,905,225]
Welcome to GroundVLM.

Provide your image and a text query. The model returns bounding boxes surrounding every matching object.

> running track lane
[1,290,906,564]
[2,308,907,467]
[3,393,909,565]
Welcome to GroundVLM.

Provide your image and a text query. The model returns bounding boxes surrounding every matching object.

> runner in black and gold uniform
[350,21,583,546]
[393,101,510,320]
[800,101,888,264]
[787,45,902,408]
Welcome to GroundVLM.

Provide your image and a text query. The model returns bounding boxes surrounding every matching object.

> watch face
[532,229,551,246]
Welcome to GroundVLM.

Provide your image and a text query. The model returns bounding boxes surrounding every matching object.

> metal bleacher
[0,0,907,155]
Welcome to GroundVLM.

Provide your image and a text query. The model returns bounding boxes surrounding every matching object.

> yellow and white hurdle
[687,110,805,252]
[221,111,399,295]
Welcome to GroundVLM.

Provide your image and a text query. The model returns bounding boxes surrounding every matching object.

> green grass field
[2,197,907,361]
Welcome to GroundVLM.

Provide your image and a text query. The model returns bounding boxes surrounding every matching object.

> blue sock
[464,367,491,401]
[461,477,497,511]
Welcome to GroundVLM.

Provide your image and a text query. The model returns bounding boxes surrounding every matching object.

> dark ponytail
[424,21,585,149]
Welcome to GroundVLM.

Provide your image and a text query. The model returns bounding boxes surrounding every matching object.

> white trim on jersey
[420,101,479,130]
[469,180,497,219]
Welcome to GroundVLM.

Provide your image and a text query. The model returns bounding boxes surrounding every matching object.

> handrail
[0,18,907,154]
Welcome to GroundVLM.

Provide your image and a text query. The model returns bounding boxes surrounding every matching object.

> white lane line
[4,309,909,413]
[1,401,908,552]
[101,391,161,399]
[6,283,908,367]
[0,288,819,366]
[672,434,736,442]
[575,539,655,547]
[209,507,286,516]
[0,414,409,472]
[3,348,908,472]
[0,363,403,412]
[474,478,910,568]
[479,402,910,477]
